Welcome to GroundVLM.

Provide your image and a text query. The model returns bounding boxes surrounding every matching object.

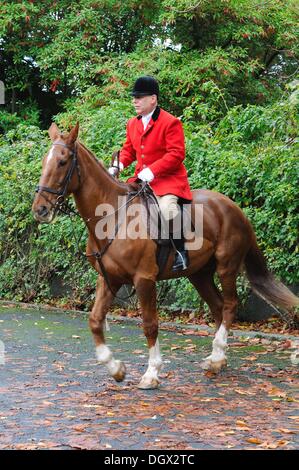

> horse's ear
[48,122,60,142]
[67,122,79,144]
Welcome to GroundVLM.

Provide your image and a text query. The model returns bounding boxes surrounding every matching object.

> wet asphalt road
[0,306,298,450]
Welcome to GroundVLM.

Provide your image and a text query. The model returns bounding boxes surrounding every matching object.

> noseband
[35,142,81,212]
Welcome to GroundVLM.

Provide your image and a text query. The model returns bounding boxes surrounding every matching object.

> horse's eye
[58,160,67,167]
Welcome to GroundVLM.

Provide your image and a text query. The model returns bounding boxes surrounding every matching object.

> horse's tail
[244,240,299,313]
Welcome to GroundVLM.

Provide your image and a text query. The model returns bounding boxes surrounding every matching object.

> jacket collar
[137,106,160,121]
[152,106,160,121]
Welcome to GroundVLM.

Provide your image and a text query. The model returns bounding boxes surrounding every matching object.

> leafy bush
[0,84,298,312]
[0,124,94,305]
[185,85,298,286]
[0,103,41,134]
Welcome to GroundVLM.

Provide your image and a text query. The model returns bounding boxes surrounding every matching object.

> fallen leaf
[205,370,217,378]
[217,431,235,436]
[83,404,102,409]
[73,424,88,433]
[286,397,298,403]
[244,356,257,361]
[14,444,38,450]
[246,438,263,444]
[236,420,248,427]
[67,436,100,450]
[268,387,287,398]
[276,428,296,434]
[234,389,255,396]
[197,330,209,336]
[37,441,61,449]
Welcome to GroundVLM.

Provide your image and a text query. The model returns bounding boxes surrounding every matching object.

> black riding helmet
[131,76,159,98]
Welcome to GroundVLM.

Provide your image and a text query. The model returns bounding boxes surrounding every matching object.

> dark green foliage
[0,84,297,307]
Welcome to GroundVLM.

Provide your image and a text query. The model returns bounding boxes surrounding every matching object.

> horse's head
[32,122,80,223]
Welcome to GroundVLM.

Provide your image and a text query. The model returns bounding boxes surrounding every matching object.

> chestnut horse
[32,123,298,389]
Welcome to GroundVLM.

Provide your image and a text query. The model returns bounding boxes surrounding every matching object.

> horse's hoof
[209,359,227,374]
[199,359,211,370]
[112,361,126,382]
[137,378,160,390]
[200,356,212,370]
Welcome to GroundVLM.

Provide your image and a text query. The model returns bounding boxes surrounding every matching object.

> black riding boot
[170,211,189,272]
[172,236,189,272]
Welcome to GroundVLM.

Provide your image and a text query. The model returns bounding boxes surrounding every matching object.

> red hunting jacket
[120,107,192,200]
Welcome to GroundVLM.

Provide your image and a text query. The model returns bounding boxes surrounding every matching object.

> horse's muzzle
[33,205,54,223]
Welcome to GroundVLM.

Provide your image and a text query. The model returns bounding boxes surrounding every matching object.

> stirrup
[172,250,189,272]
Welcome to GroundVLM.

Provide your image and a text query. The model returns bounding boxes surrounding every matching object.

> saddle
[127,181,187,276]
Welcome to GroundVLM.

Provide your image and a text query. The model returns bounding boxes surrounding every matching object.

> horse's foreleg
[89,276,126,382]
[135,278,162,389]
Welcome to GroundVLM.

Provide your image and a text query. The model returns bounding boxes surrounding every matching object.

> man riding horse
[33,79,298,389]
[108,76,192,272]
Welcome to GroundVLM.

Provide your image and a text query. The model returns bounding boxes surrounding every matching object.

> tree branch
[172,1,202,14]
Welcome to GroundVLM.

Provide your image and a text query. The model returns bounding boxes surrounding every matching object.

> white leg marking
[138,340,162,389]
[96,344,122,377]
[290,340,299,365]
[211,324,228,362]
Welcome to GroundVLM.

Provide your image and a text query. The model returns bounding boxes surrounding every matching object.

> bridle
[35,141,81,215]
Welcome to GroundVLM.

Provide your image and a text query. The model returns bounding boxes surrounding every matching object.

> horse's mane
[78,140,129,191]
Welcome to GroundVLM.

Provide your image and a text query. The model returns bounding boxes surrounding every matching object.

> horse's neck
[73,142,128,231]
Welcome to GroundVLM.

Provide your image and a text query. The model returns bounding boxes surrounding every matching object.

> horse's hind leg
[188,261,223,329]
[135,277,162,390]
[207,259,240,374]
[89,275,126,382]
[188,263,224,369]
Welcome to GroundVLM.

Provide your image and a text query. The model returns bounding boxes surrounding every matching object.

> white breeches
[156,194,180,221]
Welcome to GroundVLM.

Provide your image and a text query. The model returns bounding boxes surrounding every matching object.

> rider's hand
[108,167,118,176]
[137,167,154,183]
[108,160,124,177]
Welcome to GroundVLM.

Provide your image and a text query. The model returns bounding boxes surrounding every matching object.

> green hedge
[0,84,298,311]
